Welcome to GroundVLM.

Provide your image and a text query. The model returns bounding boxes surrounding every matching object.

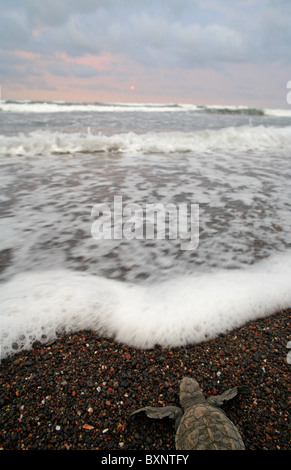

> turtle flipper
[130,405,182,421]
[207,385,251,407]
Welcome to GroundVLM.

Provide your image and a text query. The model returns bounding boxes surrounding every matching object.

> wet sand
[0,309,290,451]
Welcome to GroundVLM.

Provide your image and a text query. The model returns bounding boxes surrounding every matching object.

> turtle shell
[175,403,245,450]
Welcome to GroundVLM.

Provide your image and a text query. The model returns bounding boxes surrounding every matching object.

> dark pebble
[0,308,290,450]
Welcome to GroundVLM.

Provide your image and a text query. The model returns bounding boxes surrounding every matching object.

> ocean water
[0,100,291,358]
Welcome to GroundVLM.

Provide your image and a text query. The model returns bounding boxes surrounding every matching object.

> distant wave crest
[1,99,291,117]
[0,100,192,113]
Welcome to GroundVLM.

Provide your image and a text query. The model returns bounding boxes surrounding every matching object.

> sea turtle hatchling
[130,377,250,450]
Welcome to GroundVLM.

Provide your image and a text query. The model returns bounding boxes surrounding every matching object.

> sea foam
[1,125,291,157]
[0,252,290,358]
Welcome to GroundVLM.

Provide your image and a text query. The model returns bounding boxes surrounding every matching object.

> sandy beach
[0,308,290,451]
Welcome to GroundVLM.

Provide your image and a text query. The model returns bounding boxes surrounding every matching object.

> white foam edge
[0,252,291,358]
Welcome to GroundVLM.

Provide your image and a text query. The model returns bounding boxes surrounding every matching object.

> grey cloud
[126,14,246,66]
[35,15,103,57]
[0,51,36,83]
[0,0,290,82]
[0,52,52,89]
[30,8,246,68]
[11,0,110,27]
[48,61,101,78]
[0,10,31,50]
[259,5,291,61]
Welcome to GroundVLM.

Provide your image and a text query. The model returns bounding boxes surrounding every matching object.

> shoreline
[0,308,290,451]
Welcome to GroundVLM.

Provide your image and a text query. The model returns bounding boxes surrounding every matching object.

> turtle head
[179,377,205,410]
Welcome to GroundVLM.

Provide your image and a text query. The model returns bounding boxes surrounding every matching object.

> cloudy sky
[0,0,290,107]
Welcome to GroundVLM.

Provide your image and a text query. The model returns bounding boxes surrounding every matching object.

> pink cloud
[56,52,113,72]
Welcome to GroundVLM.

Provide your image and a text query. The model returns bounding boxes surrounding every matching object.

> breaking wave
[1,99,291,117]
[1,125,291,157]
[0,252,291,358]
